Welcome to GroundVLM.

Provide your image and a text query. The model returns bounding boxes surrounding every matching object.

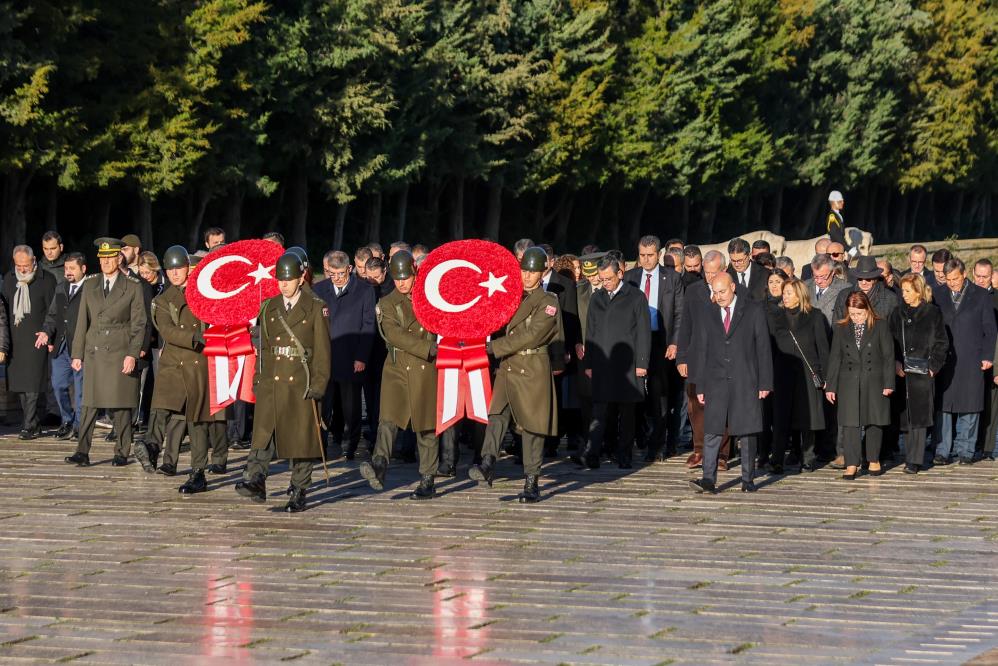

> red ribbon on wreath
[202,325,257,414]
[411,240,523,434]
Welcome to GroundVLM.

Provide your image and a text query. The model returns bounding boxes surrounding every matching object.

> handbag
[901,318,930,375]
[787,327,824,389]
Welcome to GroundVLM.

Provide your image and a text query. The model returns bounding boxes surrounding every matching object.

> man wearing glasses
[902,244,936,288]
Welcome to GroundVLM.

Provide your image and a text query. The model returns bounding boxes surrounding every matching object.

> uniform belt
[517,347,544,355]
[272,345,310,358]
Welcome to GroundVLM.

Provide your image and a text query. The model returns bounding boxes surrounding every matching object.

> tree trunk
[893,192,908,242]
[768,188,783,233]
[909,190,924,239]
[44,177,58,232]
[224,186,245,242]
[136,192,153,251]
[607,190,620,250]
[582,186,609,246]
[187,186,211,251]
[333,201,349,251]
[484,174,503,241]
[877,187,891,242]
[94,192,111,239]
[697,198,719,243]
[750,195,763,229]
[290,165,308,248]
[626,185,651,249]
[553,191,576,249]
[1,171,33,268]
[366,191,382,245]
[427,178,445,241]
[798,188,826,238]
[396,183,409,242]
[449,176,464,240]
[951,191,965,238]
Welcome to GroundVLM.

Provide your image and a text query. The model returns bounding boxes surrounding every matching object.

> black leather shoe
[801,463,817,473]
[231,440,251,450]
[435,463,456,478]
[111,455,128,467]
[518,475,540,503]
[768,463,784,475]
[904,463,918,474]
[147,443,160,470]
[410,474,436,500]
[344,444,358,461]
[18,428,39,440]
[958,457,974,466]
[235,476,267,502]
[468,454,496,487]
[157,463,177,476]
[70,429,79,441]
[741,480,758,492]
[64,452,90,466]
[284,488,307,512]
[54,424,73,440]
[179,470,208,494]
[689,478,716,494]
[933,455,949,466]
[105,429,117,442]
[206,464,227,475]
[584,454,600,469]
[359,455,388,491]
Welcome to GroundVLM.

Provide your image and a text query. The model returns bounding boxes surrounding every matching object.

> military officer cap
[94,237,124,258]
[275,252,304,280]
[828,190,844,202]
[389,250,416,280]
[162,245,190,270]
[286,246,310,271]
[520,246,548,272]
[580,252,606,277]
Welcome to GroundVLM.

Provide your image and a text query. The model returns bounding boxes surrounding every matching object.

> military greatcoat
[376,288,437,433]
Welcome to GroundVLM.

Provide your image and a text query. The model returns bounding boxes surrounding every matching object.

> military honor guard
[234,252,331,512]
[468,247,562,503]
[65,238,148,467]
[359,251,440,499]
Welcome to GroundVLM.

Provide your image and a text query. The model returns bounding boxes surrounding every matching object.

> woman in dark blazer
[889,274,949,474]
[825,291,895,479]
[768,278,828,473]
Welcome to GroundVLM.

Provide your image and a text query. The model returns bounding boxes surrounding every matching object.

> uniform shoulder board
[81,273,98,282]
[124,273,141,283]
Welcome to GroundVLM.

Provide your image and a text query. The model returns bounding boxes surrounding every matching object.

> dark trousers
[545,374,566,454]
[978,372,998,457]
[18,392,39,432]
[481,404,543,476]
[373,421,438,477]
[363,373,382,439]
[243,436,316,491]
[642,357,670,455]
[161,416,211,471]
[905,428,927,467]
[326,380,362,450]
[704,433,756,484]
[51,349,75,426]
[76,406,132,458]
[687,383,730,460]
[589,402,636,464]
[842,425,882,468]
[226,399,249,443]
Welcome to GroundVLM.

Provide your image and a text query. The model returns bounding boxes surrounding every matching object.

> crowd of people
[2,198,997,510]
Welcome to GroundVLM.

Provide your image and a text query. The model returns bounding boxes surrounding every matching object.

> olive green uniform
[243,290,331,491]
[371,288,439,476]
[72,271,148,458]
[481,288,562,475]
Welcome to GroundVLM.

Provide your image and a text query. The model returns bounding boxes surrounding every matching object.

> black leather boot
[410,474,435,500]
[468,454,496,487]
[359,455,388,491]
[285,488,307,512]
[235,475,267,502]
[437,430,458,477]
[179,469,208,494]
[134,441,155,473]
[146,443,160,470]
[518,475,540,503]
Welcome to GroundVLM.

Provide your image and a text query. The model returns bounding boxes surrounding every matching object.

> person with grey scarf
[1,245,56,439]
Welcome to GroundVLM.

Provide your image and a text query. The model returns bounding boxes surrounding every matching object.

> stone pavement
[1,432,997,665]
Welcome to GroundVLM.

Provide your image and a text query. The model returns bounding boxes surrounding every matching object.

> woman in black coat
[767,279,828,473]
[889,274,948,474]
[825,290,895,479]
[758,270,786,468]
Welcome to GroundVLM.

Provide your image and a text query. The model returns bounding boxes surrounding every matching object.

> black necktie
[286,301,292,312]
[104,280,110,297]
[70,285,78,299]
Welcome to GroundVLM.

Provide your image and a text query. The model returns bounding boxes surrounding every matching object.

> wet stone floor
[1,430,998,665]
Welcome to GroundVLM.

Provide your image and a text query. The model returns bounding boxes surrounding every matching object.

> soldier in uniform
[234,253,331,513]
[569,253,604,460]
[359,251,440,500]
[141,246,227,493]
[826,191,856,259]
[468,247,562,503]
[64,238,148,467]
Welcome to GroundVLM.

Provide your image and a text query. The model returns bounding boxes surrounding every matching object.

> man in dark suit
[973,259,998,460]
[2,245,57,440]
[314,250,376,459]
[901,244,936,289]
[799,238,831,282]
[569,253,603,457]
[725,238,767,301]
[540,243,580,457]
[361,255,392,441]
[581,255,651,469]
[41,252,88,440]
[625,235,684,461]
[689,273,773,493]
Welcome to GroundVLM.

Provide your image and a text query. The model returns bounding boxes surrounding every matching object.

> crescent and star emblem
[423,259,508,314]
[197,255,275,300]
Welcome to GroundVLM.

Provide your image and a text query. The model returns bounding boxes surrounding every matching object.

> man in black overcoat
[690,273,773,493]
[624,235,684,461]
[725,238,768,301]
[2,245,57,439]
[540,244,580,457]
[314,250,376,459]
[41,252,89,439]
[582,255,650,468]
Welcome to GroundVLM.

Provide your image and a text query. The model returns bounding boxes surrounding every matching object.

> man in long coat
[2,245,56,439]
[933,258,998,464]
[65,238,147,467]
[583,255,651,468]
[359,251,440,499]
[469,247,562,503]
[235,252,331,512]
[690,273,773,493]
